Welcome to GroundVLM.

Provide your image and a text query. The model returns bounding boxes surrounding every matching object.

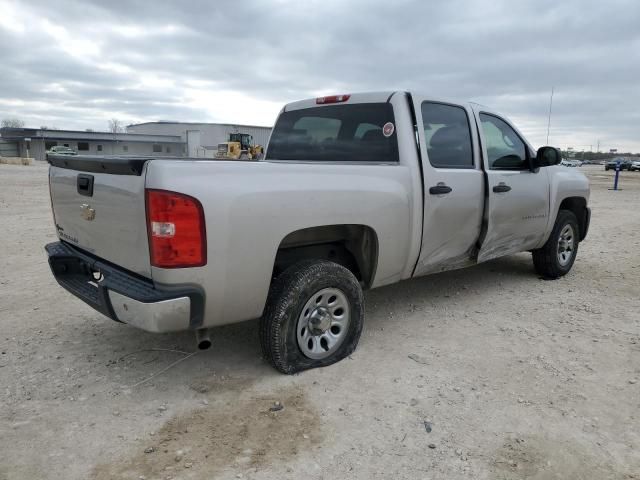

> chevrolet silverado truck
[46,92,591,374]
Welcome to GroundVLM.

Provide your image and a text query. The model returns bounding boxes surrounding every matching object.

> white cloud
[182,88,281,126]
[40,19,101,59]
[0,0,26,33]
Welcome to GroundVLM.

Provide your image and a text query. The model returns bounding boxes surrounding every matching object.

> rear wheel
[260,260,364,374]
[532,210,579,279]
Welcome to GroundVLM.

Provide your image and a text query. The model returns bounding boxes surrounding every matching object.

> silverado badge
[80,203,96,221]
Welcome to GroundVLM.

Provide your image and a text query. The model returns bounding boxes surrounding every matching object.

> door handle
[77,174,94,197]
[429,184,452,195]
[493,183,511,193]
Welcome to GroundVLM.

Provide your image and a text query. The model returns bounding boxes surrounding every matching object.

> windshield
[266,103,399,162]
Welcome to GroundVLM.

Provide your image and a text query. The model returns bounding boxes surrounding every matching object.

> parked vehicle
[561,159,582,167]
[47,146,77,156]
[605,158,631,171]
[45,91,591,373]
[629,160,640,171]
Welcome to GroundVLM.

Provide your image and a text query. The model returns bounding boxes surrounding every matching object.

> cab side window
[479,113,528,170]
[421,102,474,168]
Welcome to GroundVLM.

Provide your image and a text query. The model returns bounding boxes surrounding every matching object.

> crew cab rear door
[471,106,550,262]
[411,96,485,275]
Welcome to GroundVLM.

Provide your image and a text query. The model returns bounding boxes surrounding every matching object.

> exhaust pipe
[196,329,212,350]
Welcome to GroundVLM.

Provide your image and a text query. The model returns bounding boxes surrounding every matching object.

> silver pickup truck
[46,91,590,373]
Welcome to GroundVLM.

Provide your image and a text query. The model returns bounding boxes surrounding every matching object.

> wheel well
[273,225,378,289]
[559,197,588,240]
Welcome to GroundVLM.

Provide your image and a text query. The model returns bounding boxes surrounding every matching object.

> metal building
[126,121,272,158]
[0,127,185,162]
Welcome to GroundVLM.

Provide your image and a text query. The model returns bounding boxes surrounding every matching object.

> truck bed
[47,154,251,175]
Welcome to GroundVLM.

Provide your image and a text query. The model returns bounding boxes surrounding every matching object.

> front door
[472,107,550,262]
[412,97,485,276]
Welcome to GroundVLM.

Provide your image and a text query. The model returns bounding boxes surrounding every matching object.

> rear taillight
[316,94,351,104]
[145,189,206,268]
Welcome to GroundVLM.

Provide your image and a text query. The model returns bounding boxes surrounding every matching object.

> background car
[47,146,77,156]
[630,160,640,171]
[561,159,582,167]
[604,158,631,171]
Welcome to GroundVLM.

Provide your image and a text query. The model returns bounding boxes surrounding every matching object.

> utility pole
[597,140,600,153]
[546,86,554,145]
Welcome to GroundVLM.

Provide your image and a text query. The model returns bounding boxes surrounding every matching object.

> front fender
[539,166,590,247]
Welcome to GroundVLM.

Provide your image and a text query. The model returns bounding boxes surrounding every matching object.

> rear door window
[266,103,399,162]
[421,102,474,168]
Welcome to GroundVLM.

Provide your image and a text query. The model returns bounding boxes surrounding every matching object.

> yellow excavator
[215,133,264,160]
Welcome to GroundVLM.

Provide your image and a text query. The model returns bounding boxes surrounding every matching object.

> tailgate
[48,155,152,278]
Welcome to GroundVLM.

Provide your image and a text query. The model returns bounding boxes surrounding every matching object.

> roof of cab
[282,91,484,113]
[283,91,398,112]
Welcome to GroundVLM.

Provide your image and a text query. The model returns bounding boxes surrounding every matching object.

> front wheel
[532,210,580,279]
[260,260,364,374]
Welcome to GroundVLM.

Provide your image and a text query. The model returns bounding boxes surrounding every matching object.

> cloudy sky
[1,0,639,151]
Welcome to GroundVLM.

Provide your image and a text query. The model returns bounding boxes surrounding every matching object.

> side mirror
[534,146,562,168]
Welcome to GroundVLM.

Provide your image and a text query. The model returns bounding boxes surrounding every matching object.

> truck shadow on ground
[57,251,545,388]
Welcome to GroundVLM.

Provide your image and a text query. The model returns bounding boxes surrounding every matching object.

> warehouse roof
[0,127,185,144]
[127,121,272,130]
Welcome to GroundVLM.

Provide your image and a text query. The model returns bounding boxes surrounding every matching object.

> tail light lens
[146,189,206,268]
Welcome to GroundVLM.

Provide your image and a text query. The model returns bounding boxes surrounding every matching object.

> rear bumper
[45,241,204,333]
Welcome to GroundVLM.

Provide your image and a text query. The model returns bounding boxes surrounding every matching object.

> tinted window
[421,102,473,168]
[480,113,528,170]
[266,103,399,162]
[77,142,89,151]
[354,122,380,139]
[153,144,162,153]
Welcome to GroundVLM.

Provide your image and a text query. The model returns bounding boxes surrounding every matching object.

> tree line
[562,150,640,160]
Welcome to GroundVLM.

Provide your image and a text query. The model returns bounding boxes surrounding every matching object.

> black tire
[532,210,580,279]
[260,260,364,374]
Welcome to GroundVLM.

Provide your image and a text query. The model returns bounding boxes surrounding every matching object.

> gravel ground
[1,163,639,480]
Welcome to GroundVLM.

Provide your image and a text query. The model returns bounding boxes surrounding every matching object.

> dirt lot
[1,163,638,480]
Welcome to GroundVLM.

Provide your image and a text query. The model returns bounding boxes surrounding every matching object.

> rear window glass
[421,102,474,168]
[266,103,399,162]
